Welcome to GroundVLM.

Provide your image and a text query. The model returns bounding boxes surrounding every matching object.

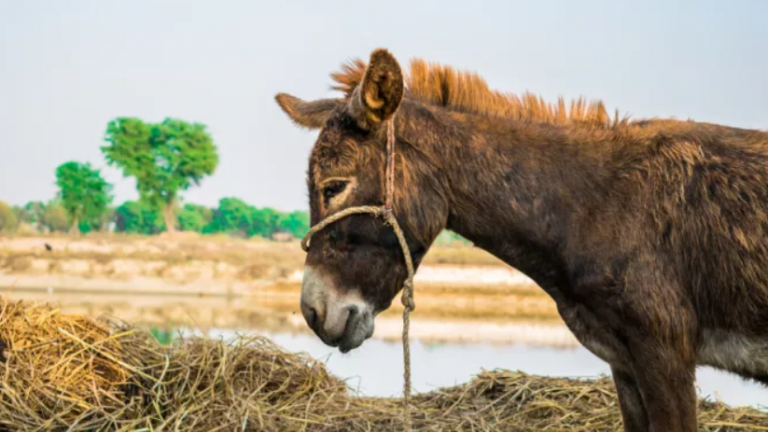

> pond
[202,329,766,409]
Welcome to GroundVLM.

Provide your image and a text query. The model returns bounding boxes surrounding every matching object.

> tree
[203,199,308,239]
[208,197,253,237]
[42,201,70,233]
[93,206,116,232]
[251,207,280,238]
[277,210,310,238]
[11,205,28,228]
[178,206,205,232]
[23,201,47,232]
[114,201,145,234]
[0,201,19,234]
[114,201,164,235]
[55,161,113,235]
[178,203,213,232]
[102,118,219,233]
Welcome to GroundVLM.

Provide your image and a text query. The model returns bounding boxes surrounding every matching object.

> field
[0,234,569,345]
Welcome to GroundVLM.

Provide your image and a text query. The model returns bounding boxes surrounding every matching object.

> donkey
[275,48,768,432]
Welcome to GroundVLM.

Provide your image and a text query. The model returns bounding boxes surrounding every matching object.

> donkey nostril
[345,305,360,326]
[301,300,321,332]
[307,307,318,328]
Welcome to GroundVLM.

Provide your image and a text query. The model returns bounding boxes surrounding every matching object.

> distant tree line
[0,197,310,240]
[1,200,67,234]
[113,198,309,238]
[0,116,310,239]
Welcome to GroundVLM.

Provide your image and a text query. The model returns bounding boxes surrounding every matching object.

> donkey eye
[322,181,347,202]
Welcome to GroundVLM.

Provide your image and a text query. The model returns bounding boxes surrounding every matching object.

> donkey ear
[349,48,404,129]
[275,93,340,129]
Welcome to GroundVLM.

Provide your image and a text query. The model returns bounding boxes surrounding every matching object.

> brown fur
[276,48,768,432]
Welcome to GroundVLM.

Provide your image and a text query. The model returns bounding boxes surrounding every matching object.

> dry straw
[0,297,766,431]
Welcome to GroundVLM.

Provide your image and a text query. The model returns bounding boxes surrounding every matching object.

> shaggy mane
[331,58,628,128]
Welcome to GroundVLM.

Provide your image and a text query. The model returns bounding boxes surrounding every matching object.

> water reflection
[204,329,766,409]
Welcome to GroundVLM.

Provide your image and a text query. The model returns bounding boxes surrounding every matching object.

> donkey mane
[332,58,629,129]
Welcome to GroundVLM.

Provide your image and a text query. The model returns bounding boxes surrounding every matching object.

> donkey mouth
[336,311,375,353]
[338,330,370,353]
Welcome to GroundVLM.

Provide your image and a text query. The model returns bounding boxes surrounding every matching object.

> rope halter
[299,117,416,429]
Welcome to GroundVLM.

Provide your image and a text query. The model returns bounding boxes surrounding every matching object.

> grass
[149,327,175,346]
[0,297,766,431]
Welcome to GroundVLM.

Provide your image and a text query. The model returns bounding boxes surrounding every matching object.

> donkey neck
[399,102,613,287]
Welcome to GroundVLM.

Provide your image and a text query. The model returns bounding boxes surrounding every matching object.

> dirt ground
[0,234,568,345]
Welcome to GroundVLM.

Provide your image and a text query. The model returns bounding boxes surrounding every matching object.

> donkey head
[275,49,448,352]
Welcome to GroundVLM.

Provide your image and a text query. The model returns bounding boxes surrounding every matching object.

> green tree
[277,210,310,238]
[178,203,213,232]
[0,201,19,234]
[114,201,164,235]
[42,200,70,233]
[208,197,253,237]
[251,207,280,238]
[12,205,27,227]
[114,201,144,234]
[55,161,113,235]
[203,200,308,239]
[93,206,116,232]
[23,201,47,232]
[102,118,219,233]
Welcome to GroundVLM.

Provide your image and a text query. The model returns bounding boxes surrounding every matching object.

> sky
[1,0,767,211]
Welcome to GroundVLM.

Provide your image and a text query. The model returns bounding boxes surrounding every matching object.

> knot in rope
[401,279,415,311]
[381,206,394,221]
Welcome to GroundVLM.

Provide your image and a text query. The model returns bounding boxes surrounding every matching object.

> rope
[385,119,396,211]
[300,206,383,252]
[300,117,415,431]
[383,210,415,432]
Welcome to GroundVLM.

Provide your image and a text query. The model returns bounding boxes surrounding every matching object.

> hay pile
[0,297,765,431]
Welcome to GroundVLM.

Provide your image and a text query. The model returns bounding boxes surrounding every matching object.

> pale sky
[1,0,767,211]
